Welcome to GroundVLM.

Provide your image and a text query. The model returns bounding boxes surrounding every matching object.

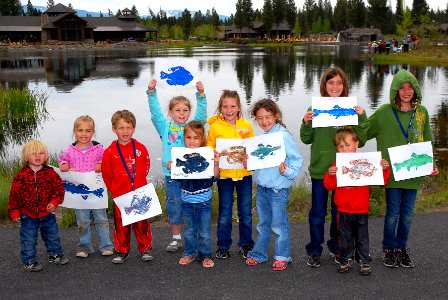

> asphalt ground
[0,212,447,299]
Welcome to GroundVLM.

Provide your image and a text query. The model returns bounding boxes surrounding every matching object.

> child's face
[221,97,240,125]
[255,108,278,132]
[75,120,94,148]
[112,118,135,145]
[398,82,415,104]
[184,128,202,148]
[169,102,191,125]
[28,151,46,168]
[325,74,344,97]
[336,137,359,153]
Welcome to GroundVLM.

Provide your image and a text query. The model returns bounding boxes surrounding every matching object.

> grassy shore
[364,45,448,66]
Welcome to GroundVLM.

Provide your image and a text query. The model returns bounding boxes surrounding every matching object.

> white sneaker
[141,252,154,262]
[101,249,114,256]
[76,251,89,258]
[166,239,182,252]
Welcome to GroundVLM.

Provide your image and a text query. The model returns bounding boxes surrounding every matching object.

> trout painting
[388,141,434,181]
[311,96,358,128]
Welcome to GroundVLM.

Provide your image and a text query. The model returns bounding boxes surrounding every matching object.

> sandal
[272,260,288,271]
[202,258,215,268]
[246,257,259,266]
[179,256,195,266]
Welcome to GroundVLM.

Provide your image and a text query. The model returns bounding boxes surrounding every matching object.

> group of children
[8,67,438,275]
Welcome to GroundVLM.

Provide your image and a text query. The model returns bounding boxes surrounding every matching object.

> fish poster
[336,152,384,187]
[171,147,215,179]
[52,168,108,209]
[245,132,286,171]
[388,141,434,181]
[113,183,162,226]
[311,96,358,128]
[216,139,246,169]
[154,58,198,89]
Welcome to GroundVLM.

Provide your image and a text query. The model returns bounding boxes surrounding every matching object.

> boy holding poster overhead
[102,110,153,264]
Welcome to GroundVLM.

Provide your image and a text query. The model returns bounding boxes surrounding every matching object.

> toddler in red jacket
[324,128,390,275]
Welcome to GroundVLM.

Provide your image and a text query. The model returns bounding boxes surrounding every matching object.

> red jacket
[324,162,390,214]
[102,138,150,198]
[8,165,64,220]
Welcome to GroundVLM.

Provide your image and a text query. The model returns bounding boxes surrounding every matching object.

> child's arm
[48,170,65,210]
[381,159,391,185]
[193,81,207,124]
[8,174,22,221]
[146,80,167,136]
[323,164,337,190]
[300,108,314,144]
[353,106,369,147]
[58,147,71,172]
[213,151,220,177]
[279,132,303,180]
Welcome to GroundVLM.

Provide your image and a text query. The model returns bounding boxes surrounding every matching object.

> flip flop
[272,260,288,271]
[246,257,259,266]
[202,258,215,268]
[179,256,195,266]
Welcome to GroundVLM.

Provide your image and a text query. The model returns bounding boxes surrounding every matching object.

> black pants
[337,212,371,263]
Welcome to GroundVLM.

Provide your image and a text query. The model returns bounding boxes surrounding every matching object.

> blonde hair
[73,115,95,138]
[169,96,191,111]
[320,67,349,97]
[21,140,49,166]
[111,110,136,128]
[215,90,242,119]
[184,121,206,147]
[333,128,358,146]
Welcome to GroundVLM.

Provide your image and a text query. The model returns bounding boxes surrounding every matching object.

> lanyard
[116,139,137,190]
[393,108,416,144]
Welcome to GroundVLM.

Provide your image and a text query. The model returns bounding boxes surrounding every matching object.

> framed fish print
[171,147,215,179]
[53,168,108,209]
[245,132,286,171]
[154,58,199,89]
[216,139,246,169]
[336,152,384,187]
[311,96,358,128]
[113,183,162,226]
[388,141,434,181]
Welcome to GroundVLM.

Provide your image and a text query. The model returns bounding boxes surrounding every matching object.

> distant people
[403,35,410,52]
[410,34,418,49]
[378,40,383,54]
[385,40,392,55]
[371,41,379,54]
[368,42,372,54]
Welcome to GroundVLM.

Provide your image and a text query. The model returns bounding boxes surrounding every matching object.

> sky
[22,1,444,17]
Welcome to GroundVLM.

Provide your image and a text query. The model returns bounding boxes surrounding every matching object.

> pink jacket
[58,141,104,172]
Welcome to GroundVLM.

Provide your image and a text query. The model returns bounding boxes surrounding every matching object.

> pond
[1,45,447,180]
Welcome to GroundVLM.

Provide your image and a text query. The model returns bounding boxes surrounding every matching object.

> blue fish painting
[250,143,281,159]
[313,105,356,119]
[124,194,152,215]
[160,66,194,86]
[176,152,210,174]
[63,181,104,200]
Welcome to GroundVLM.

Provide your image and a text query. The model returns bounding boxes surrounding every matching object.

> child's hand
[46,203,56,213]
[303,111,314,125]
[354,105,365,115]
[328,166,338,176]
[147,79,157,93]
[279,162,287,174]
[11,217,20,223]
[196,81,204,96]
[431,168,439,176]
[167,160,172,170]
[381,159,389,170]
[213,151,220,165]
[59,164,69,172]
[95,163,102,173]
[243,154,248,169]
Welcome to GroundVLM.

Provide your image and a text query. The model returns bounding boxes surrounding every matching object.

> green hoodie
[367,69,432,189]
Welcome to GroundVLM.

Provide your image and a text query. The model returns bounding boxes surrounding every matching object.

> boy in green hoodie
[367,69,439,268]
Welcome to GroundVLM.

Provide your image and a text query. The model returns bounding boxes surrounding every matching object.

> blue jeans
[20,213,63,264]
[306,178,338,256]
[165,176,183,224]
[216,175,254,249]
[248,186,291,262]
[383,188,418,249]
[75,208,113,253]
[182,199,212,259]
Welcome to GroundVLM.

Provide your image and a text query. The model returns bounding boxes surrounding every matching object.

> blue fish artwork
[313,105,356,119]
[250,143,281,159]
[176,152,210,174]
[160,66,194,86]
[63,181,104,200]
[124,194,152,215]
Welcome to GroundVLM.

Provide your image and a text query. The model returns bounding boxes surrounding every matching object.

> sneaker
[48,254,69,265]
[337,260,352,273]
[24,261,43,272]
[360,262,372,275]
[382,249,398,268]
[140,251,154,262]
[306,255,321,268]
[166,239,182,252]
[396,248,415,268]
[76,251,89,258]
[239,245,253,259]
[101,249,114,256]
[112,252,129,264]
[215,248,230,259]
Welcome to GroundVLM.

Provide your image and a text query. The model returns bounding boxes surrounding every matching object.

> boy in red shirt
[102,110,152,264]
[324,128,390,275]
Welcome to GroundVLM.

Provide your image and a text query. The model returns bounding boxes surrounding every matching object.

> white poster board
[246,132,286,171]
[171,147,215,179]
[311,96,358,128]
[336,152,384,187]
[53,168,108,209]
[388,141,433,181]
[113,183,162,226]
[154,58,198,89]
[216,139,246,169]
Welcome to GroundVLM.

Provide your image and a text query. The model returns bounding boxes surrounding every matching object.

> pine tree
[180,9,192,39]
[286,0,297,29]
[395,0,404,24]
[411,0,429,26]
[262,0,274,38]
[334,0,348,31]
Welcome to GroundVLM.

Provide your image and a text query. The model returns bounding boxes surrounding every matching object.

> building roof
[46,3,76,14]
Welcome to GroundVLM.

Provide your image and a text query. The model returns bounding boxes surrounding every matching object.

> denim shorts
[165,176,183,224]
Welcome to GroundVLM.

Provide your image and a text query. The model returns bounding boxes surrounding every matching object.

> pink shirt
[58,141,104,172]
